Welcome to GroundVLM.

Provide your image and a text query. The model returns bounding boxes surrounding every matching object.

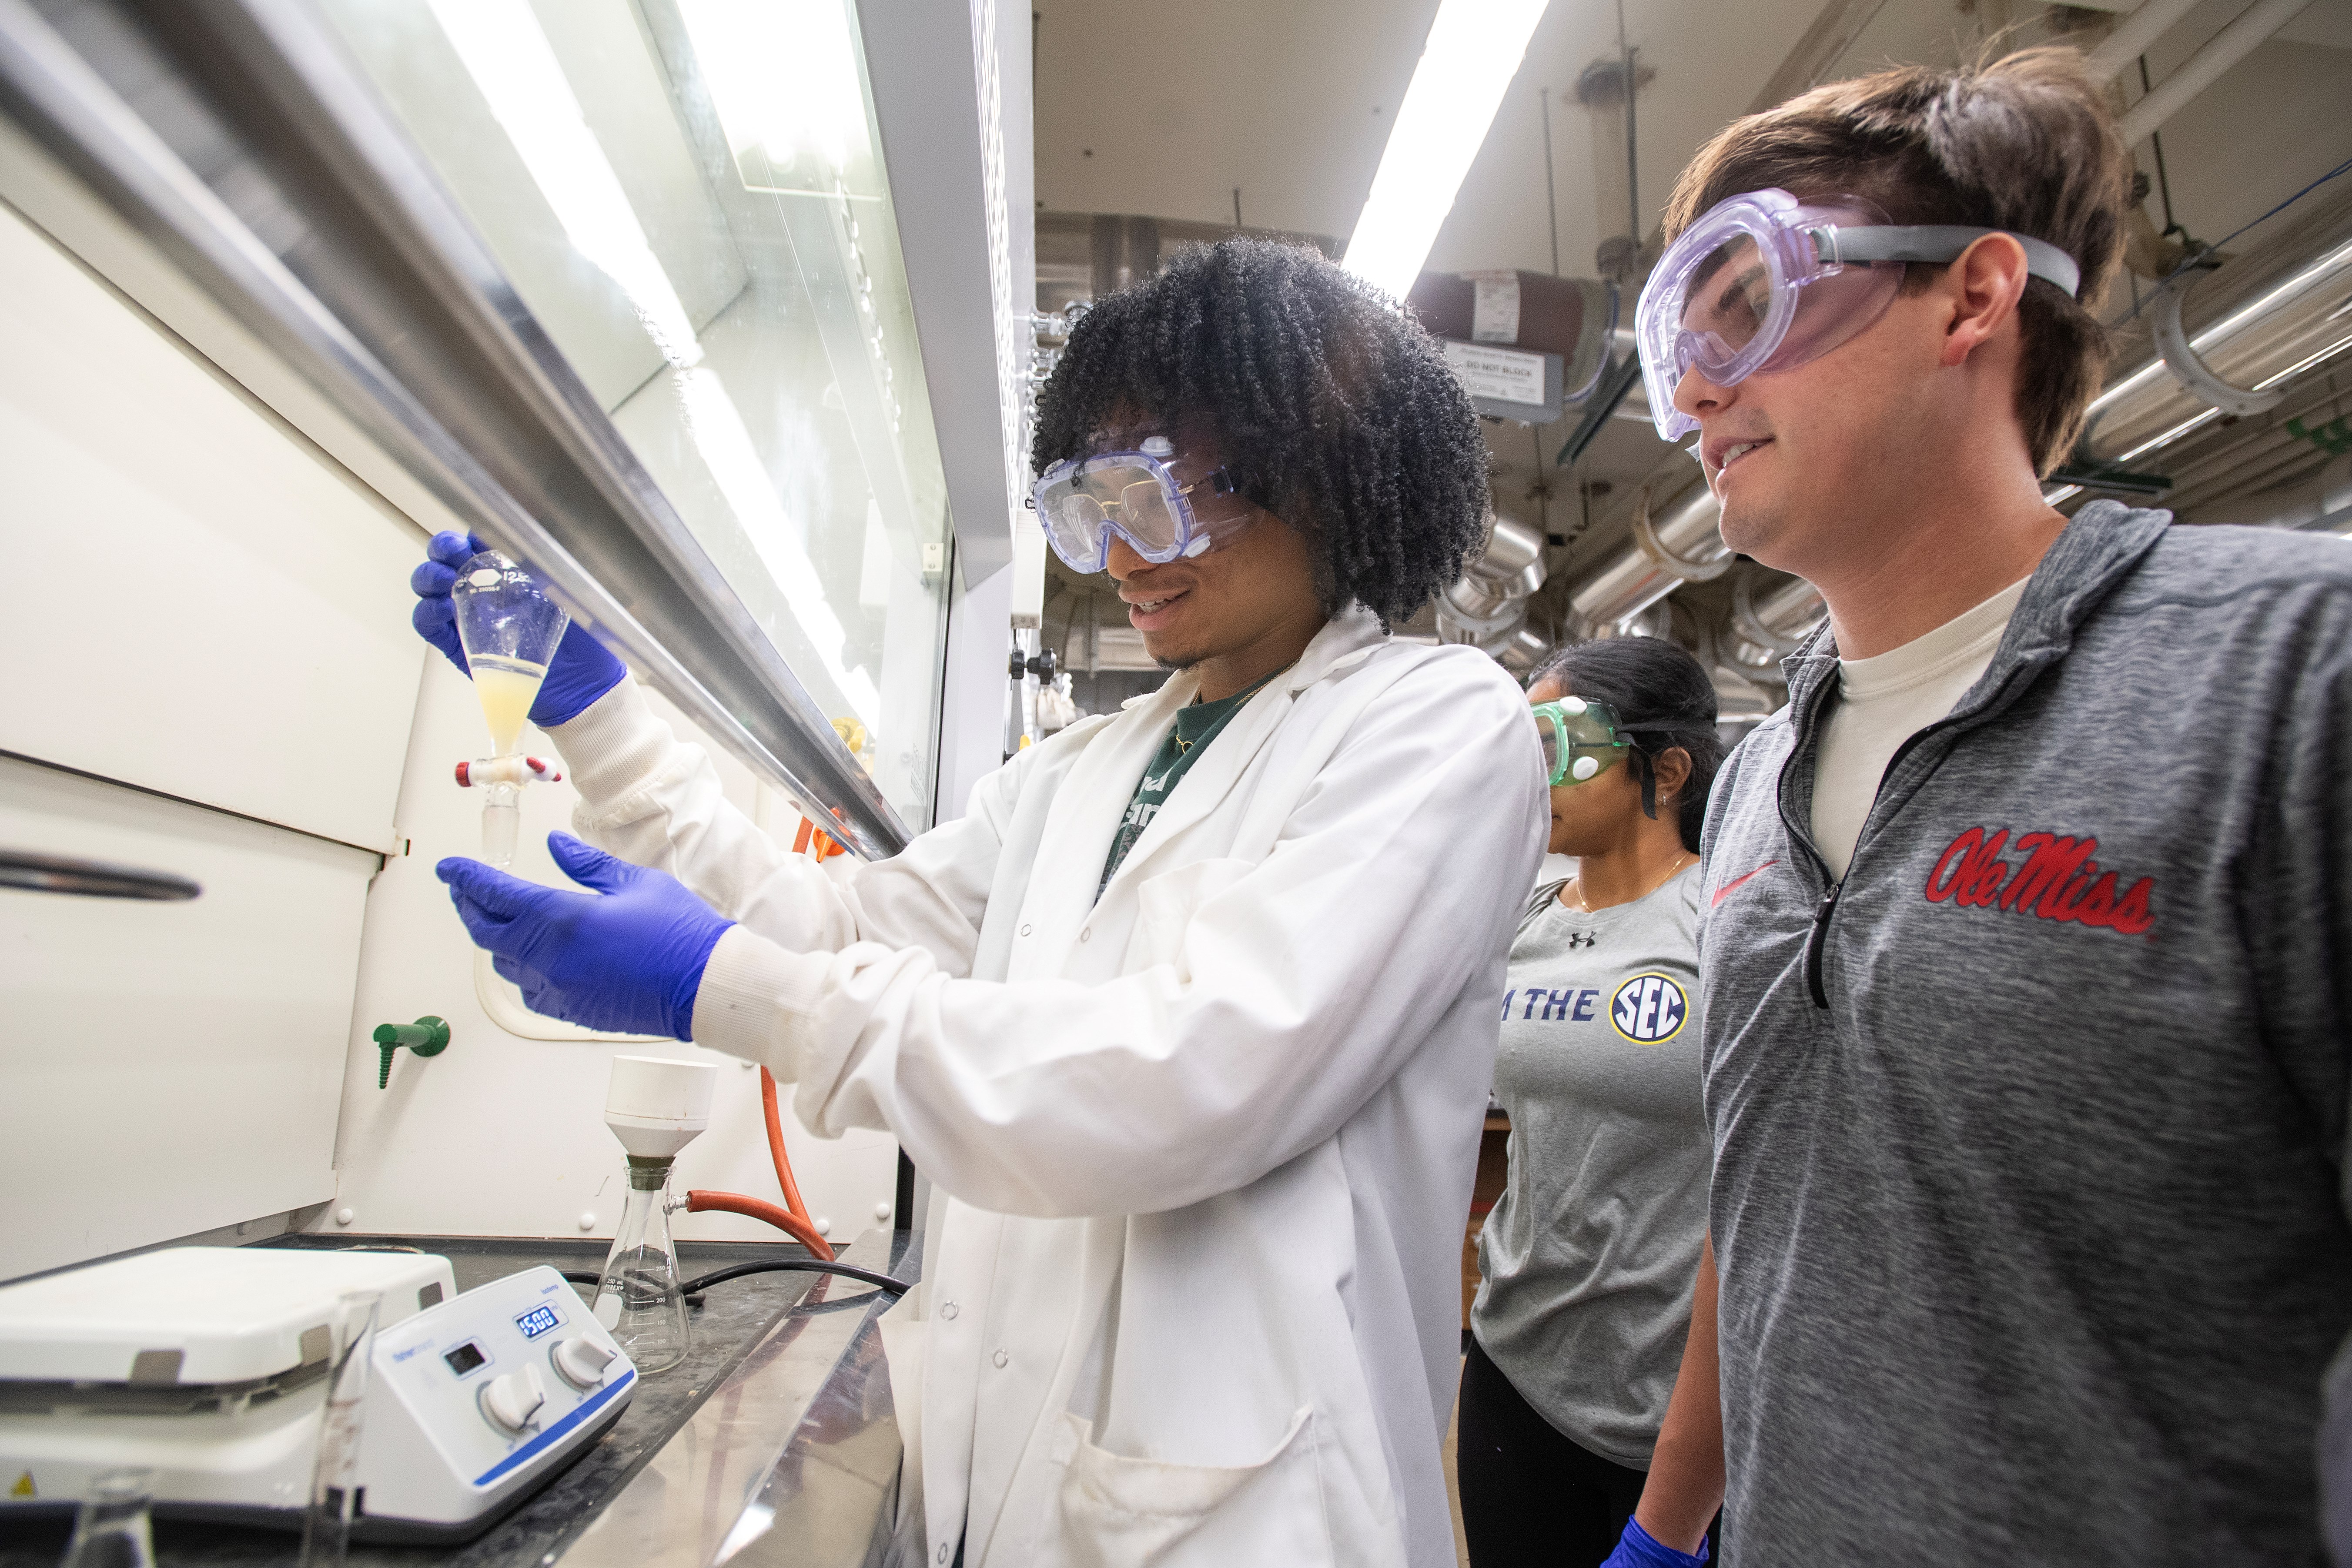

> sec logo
[1611,973,1689,1044]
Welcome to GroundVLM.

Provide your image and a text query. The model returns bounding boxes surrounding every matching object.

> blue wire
[2121,154,2352,322]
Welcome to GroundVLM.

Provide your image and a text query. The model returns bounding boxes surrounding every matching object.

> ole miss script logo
[1925,827,2155,937]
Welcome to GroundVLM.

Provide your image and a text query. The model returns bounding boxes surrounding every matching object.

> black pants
[1456,1334,1717,1567]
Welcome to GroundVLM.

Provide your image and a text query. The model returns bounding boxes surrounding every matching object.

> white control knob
[552,1335,618,1390]
[480,1364,547,1434]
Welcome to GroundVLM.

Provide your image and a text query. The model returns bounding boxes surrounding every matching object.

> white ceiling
[1035,0,2352,274]
[1031,0,2352,549]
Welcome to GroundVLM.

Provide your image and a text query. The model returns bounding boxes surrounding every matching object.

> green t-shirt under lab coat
[1098,670,1281,894]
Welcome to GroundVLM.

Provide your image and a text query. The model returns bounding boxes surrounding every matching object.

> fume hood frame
[0,0,912,859]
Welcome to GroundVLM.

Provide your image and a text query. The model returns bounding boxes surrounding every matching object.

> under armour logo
[1567,931,1597,949]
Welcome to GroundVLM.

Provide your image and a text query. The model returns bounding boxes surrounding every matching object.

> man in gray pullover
[1604,48,2352,1568]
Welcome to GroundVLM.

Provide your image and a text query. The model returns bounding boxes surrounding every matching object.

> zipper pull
[1805,880,1842,1010]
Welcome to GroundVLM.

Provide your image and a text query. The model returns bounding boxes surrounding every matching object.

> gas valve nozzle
[373,1016,451,1088]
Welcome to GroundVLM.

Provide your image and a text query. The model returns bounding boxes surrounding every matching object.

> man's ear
[1939,233,2032,370]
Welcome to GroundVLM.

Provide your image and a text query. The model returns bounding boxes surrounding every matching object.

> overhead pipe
[2078,231,2352,468]
[2148,262,2285,417]
[2114,0,2315,148]
[1435,513,1550,657]
[1562,478,1734,638]
[2142,372,2352,516]
[2081,0,2205,82]
[1728,570,1828,670]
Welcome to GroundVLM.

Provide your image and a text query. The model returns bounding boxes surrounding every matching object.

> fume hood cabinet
[0,0,1035,857]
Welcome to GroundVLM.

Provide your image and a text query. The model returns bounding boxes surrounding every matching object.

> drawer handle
[0,848,201,900]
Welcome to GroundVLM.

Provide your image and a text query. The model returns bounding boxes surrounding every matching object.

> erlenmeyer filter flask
[592,1156,689,1374]
[450,549,569,759]
[59,1467,156,1568]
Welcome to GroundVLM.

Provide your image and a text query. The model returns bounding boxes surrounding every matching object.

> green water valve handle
[374,1016,450,1088]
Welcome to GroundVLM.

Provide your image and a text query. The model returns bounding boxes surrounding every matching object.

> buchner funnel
[592,1056,715,1375]
[450,549,569,759]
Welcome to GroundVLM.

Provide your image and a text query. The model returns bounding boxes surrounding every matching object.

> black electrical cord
[2118,152,2352,324]
[560,1260,909,1297]
[682,1260,909,1296]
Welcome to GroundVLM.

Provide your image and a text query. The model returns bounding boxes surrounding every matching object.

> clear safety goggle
[1533,697,1631,786]
[1030,442,1251,574]
[1635,187,2083,443]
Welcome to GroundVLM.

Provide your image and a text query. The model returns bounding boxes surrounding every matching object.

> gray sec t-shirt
[1472,866,1708,1469]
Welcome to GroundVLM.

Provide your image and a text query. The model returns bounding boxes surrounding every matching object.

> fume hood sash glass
[0,0,947,855]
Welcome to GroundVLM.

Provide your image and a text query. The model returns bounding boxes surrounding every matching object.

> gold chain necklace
[1565,852,1696,915]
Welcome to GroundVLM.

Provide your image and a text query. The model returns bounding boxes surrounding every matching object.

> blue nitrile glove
[1600,1517,1710,1568]
[437,832,733,1039]
[410,530,629,726]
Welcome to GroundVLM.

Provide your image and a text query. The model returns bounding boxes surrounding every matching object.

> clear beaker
[295,1289,381,1568]
[59,1467,156,1568]
[592,1156,689,1374]
[450,549,569,759]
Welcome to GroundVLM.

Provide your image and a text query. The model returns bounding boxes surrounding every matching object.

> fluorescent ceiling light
[1342,0,1552,301]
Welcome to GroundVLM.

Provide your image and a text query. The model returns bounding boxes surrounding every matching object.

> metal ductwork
[1435,514,1551,666]
[1562,477,1734,638]
[2079,232,2352,472]
[1726,569,1827,673]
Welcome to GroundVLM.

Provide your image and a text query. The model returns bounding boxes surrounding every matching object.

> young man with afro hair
[422,237,1548,1567]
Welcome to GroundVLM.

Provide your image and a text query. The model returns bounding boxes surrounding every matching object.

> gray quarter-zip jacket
[1696,501,2352,1565]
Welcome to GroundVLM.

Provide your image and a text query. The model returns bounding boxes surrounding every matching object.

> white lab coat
[550,608,1546,1567]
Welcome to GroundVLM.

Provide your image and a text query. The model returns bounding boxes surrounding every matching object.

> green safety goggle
[1532,697,1641,786]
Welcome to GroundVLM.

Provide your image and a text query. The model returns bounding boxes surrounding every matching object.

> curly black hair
[1030,238,1491,626]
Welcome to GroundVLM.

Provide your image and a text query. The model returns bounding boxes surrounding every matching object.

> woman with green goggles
[1532,694,1698,795]
[1459,636,1730,1568]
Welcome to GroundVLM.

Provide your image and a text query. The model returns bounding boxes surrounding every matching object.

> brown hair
[1662,47,2133,474]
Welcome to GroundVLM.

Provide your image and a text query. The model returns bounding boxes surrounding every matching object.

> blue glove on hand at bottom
[438,833,734,1040]
[1601,1517,1710,1568]
[410,530,628,728]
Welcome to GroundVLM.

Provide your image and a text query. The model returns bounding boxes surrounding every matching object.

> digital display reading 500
[514,1303,564,1341]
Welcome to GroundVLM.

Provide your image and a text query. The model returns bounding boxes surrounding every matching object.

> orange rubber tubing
[685,1190,834,1260]
[680,1067,836,1259]
[759,1067,814,1225]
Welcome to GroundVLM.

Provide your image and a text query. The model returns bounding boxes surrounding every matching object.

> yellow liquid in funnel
[470,659,547,756]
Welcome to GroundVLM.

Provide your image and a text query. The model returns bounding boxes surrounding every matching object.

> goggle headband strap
[1586,716,1714,816]
[1812,224,2081,299]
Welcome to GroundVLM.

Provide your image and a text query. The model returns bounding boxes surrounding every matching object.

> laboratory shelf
[0,1230,914,1568]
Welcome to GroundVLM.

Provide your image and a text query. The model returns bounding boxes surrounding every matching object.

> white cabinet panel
[325,659,900,1244]
[0,756,377,1279]
[0,203,423,853]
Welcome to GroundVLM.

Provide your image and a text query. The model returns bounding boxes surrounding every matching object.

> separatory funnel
[449,548,569,867]
[590,1056,716,1375]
